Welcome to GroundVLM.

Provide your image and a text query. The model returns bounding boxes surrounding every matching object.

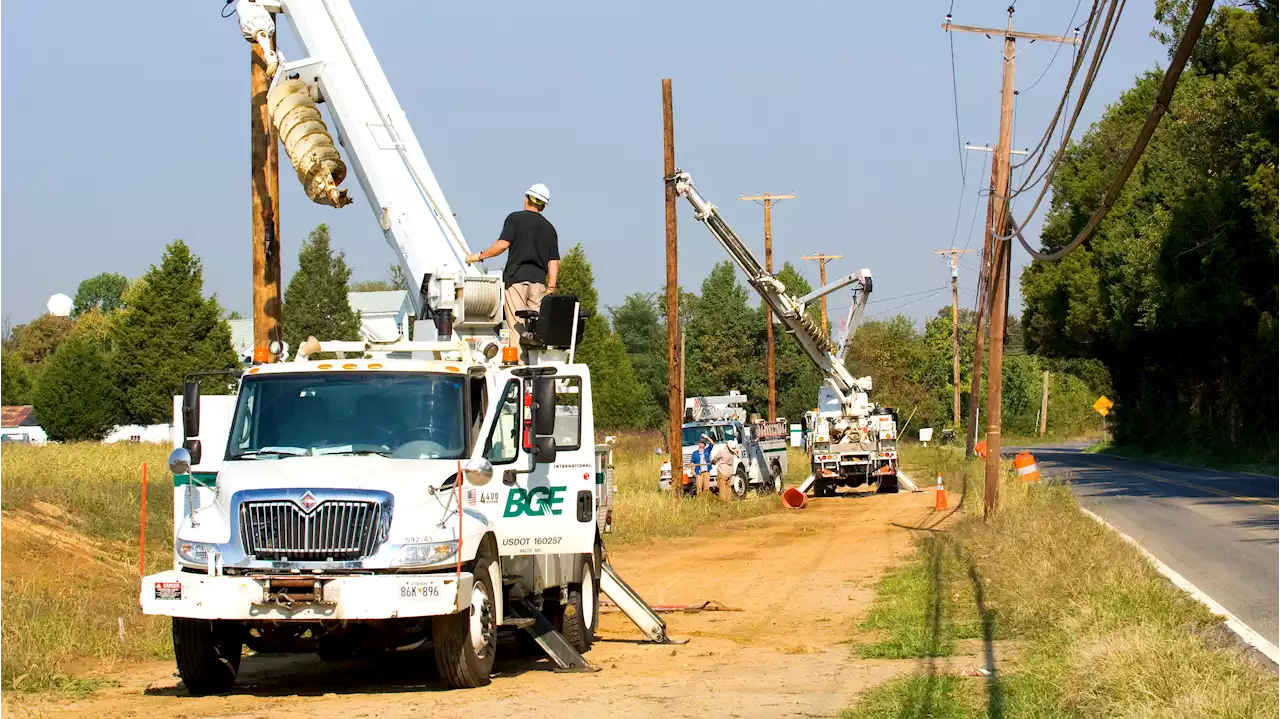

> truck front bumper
[140,569,473,621]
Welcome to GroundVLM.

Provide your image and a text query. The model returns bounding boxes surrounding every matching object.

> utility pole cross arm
[942,22,1081,45]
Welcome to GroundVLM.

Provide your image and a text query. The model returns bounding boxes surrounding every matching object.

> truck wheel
[433,555,497,688]
[733,466,749,499]
[173,618,243,696]
[546,554,597,654]
[770,460,784,494]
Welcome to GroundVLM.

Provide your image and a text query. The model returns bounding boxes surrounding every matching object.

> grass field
[842,444,1279,718]
[1,442,175,693]
[0,434,800,693]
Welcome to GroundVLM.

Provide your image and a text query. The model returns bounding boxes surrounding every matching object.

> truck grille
[239,499,388,560]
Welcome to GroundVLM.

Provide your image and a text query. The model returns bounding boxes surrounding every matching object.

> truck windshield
[682,424,730,446]
[225,372,467,460]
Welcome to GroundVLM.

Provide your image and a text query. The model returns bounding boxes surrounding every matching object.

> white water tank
[47,293,73,317]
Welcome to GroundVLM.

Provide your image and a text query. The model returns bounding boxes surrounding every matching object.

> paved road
[1006,444,1278,650]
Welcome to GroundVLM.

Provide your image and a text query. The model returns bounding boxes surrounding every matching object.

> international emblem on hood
[298,491,318,512]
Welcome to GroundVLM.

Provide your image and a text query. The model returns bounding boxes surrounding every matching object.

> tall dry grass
[846,444,1278,718]
[1,442,176,692]
[604,431,797,545]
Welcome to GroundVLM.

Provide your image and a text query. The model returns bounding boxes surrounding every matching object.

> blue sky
[1,1,1168,332]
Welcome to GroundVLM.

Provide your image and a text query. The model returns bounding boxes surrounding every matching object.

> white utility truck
[666,171,907,497]
[139,0,668,695]
[657,394,788,496]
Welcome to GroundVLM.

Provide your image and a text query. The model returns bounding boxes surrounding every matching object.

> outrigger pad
[510,598,600,673]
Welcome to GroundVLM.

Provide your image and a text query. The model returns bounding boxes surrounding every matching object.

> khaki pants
[717,470,734,501]
[504,282,546,352]
[696,470,711,496]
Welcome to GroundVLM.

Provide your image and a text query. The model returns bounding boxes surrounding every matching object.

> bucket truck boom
[666,170,903,496]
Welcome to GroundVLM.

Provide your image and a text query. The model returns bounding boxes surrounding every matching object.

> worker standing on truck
[465,184,559,356]
[711,440,736,502]
[691,435,714,496]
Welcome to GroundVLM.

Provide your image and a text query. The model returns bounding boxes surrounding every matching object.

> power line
[866,288,950,319]
[1022,0,1085,95]
[1011,0,1215,261]
[946,12,967,185]
[867,285,950,305]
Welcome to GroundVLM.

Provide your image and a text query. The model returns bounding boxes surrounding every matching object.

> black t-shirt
[499,210,559,286]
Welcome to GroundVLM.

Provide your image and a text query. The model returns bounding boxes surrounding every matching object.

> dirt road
[6,490,951,719]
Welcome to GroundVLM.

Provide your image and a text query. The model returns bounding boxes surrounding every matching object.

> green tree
[351,279,393,292]
[72,272,129,316]
[114,241,238,424]
[32,337,121,441]
[282,224,362,353]
[555,245,650,429]
[684,263,769,415]
[1,351,33,405]
[8,314,75,365]
[609,293,667,428]
[1019,2,1277,454]
[388,263,410,291]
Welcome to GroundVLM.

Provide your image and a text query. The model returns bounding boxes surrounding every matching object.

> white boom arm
[234,0,503,338]
[667,170,871,412]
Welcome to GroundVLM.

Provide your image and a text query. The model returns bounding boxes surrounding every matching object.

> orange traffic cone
[1014,452,1040,483]
[934,473,948,511]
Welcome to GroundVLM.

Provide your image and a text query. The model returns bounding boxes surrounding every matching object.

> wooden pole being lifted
[662,79,682,464]
[251,26,282,362]
[740,192,795,421]
[801,253,842,338]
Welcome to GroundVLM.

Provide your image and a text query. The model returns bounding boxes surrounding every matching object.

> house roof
[348,291,410,316]
[1,406,37,428]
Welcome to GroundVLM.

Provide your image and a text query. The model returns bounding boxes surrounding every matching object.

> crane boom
[235,0,503,339]
[666,170,870,413]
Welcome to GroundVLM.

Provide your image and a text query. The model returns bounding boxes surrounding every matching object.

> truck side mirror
[182,379,201,439]
[532,376,556,435]
[533,435,557,464]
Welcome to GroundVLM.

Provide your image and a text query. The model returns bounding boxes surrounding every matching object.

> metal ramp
[600,562,685,644]
[508,599,599,673]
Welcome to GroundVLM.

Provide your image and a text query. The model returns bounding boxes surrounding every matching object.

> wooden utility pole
[966,157,998,459]
[935,248,974,425]
[801,253,842,337]
[251,25,282,362]
[662,79,682,463]
[741,192,795,421]
[946,9,1078,518]
[1039,370,1050,436]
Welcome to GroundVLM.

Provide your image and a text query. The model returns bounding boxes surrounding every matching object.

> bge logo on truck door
[504,486,567,517]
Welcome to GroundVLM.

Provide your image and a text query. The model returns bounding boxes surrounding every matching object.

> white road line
[1080,507,1279,665]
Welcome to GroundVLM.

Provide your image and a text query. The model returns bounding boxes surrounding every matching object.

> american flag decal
[465,489,477,507]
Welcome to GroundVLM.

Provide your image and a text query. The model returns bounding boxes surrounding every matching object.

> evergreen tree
[114,241,238,424]
[283,224,362,353]
[1,351,33,405]
[685,262,767,414]
[33,337,121,441]
[554,245,650,428]
[73,272,129,316]
[609,293,667,427]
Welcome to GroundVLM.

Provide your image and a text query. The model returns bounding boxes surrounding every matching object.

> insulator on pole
[267,78,352,208]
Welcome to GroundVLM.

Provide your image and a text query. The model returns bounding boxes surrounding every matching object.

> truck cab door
[478,373,596,556]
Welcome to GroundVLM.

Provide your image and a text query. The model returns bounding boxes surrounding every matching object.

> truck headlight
[392,541,458,568]
[177,541,217,565]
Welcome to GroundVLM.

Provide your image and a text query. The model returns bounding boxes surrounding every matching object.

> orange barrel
[975,440,988,459]
[1014,452,1040,483]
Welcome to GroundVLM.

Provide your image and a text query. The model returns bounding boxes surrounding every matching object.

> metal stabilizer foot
[600,562,688,644]
[510,599,599,673]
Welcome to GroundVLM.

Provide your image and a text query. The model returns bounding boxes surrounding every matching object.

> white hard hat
[526,183,550,205]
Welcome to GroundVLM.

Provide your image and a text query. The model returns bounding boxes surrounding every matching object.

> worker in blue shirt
[690,434,714,496]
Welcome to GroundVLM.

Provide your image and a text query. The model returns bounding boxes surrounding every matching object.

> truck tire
[433,555,497,688]
[173,618,243,696]
[770,460,784,494]
[545,554,597,654]
[733,466,749,499]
